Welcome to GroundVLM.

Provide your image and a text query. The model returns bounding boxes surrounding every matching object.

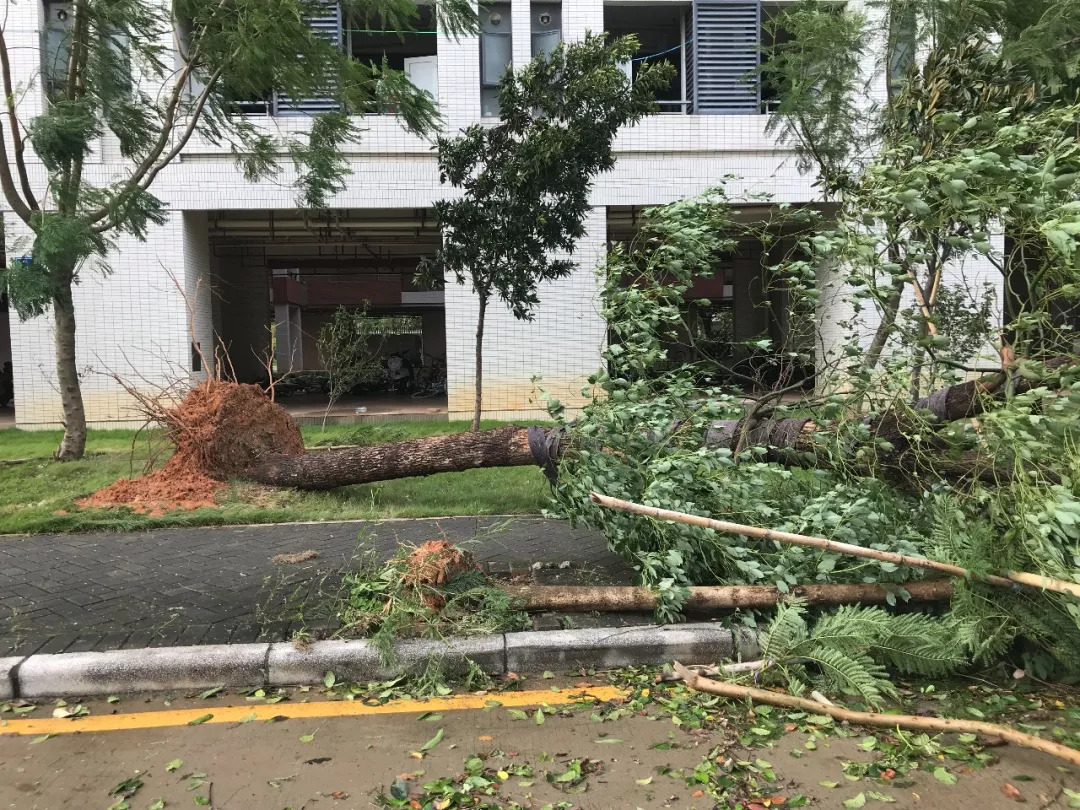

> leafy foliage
[316,304,389,427]
[759,600,966,706]
[420,34,673,427]
[0,0,477,458]
[333,546,529,664]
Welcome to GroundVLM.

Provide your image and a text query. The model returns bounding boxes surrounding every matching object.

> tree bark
[472,294,487,432]
[53,282,87,461]
[243,425,534,490]
[506,580,953,612]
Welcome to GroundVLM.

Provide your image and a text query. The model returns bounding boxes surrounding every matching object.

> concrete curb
[2,624,757,699]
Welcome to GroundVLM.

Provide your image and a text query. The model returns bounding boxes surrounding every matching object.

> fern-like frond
[802,646,894,707]
[761,598,809,661]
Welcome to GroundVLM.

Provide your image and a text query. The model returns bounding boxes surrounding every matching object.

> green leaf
[420,728,444,752]
[107,696,120,704]
[933,767,957,785]
[1063,787,1080,808]
[390,779,409,800]
[299,734,315,743]
[635,776,653,786]
[844,793,867,808]
[535,708,545,725]
[542,671,555,679]
[417,712,443,722]
[29,734,51,744]
[148,800,165,810]
[323,671,336,689]
[187,714,213,726]
[819,780,839,788]
[194,797,210,807]
[198,687,223,700]
[166,759,183,772]
[508,709,528,720]
[867,791,895,802]
[110,777,144,798]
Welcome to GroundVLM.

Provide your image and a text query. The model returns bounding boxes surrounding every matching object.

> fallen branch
[590,492,1080,599]
[506,580,953,612]
[672,662,1080,767]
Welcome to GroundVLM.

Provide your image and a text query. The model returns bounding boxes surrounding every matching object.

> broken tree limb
[505,580,953,612]
[672,662,1080,767]
[590,492,1080,599]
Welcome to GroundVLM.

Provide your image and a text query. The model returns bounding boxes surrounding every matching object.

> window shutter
[275,0,344,116]
[691,0,760,114]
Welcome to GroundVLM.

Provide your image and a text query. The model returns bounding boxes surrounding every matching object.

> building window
[531,3,561,58]
[603,4,691,114]
[688,0,761,115]
[41,1,73,98]
[350,5,439,108]
[42,0,131,101]
[480,3,512,117]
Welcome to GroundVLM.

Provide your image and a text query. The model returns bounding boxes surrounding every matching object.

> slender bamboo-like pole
[590,492,1080,599]
[672,662,1080,767]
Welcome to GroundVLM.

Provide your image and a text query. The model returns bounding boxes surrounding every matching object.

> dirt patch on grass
[79,381,304,516]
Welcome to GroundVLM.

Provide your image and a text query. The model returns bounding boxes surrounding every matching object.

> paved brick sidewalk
[0,517,626,655]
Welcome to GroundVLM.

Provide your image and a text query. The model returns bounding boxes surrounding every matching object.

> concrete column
[274,304,304,375]
[511,0,532,67]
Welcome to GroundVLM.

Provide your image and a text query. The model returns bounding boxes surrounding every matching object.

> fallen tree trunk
[673,662,1080,767]
[506,580,953,612]
[242,425,535,490]
[230,357,1073,491]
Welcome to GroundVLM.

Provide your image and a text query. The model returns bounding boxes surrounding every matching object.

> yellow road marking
[0,686,623,737]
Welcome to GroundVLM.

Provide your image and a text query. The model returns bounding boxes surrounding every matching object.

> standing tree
[421,34,672,431]
[316,304,387,431]
[760,0,1080,380]
[0,0,475,460]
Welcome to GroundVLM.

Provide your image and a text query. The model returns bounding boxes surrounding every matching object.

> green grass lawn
[0,421,549,535]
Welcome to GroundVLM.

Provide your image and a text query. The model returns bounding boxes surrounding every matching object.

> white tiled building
[0,0,1001,430]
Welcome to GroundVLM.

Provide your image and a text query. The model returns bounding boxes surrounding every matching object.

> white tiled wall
[2,0,930,428]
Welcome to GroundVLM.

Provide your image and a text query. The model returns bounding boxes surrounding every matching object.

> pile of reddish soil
[79,380,305,516]
[401,540,476,607]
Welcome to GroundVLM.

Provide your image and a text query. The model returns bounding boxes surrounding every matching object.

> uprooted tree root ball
[79,380,304,516]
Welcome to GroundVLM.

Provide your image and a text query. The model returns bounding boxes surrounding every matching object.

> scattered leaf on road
[508,709,527,721]
[187,714,213,726]
[166,759,183,772]
[420,728,445,752]
[534,708,544,725]
[933,767,957,785]
[299,734,315,743]
[593,738,623,744]
[1001,783,1024,802]
[198,687,223,700]
[148,799,165,810]
[323,671,336,688]
[635,777,653,786]
[843,793,866,808]
[29,734,51,744]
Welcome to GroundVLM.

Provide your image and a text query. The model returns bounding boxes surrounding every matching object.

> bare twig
[673,662,1080,767]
